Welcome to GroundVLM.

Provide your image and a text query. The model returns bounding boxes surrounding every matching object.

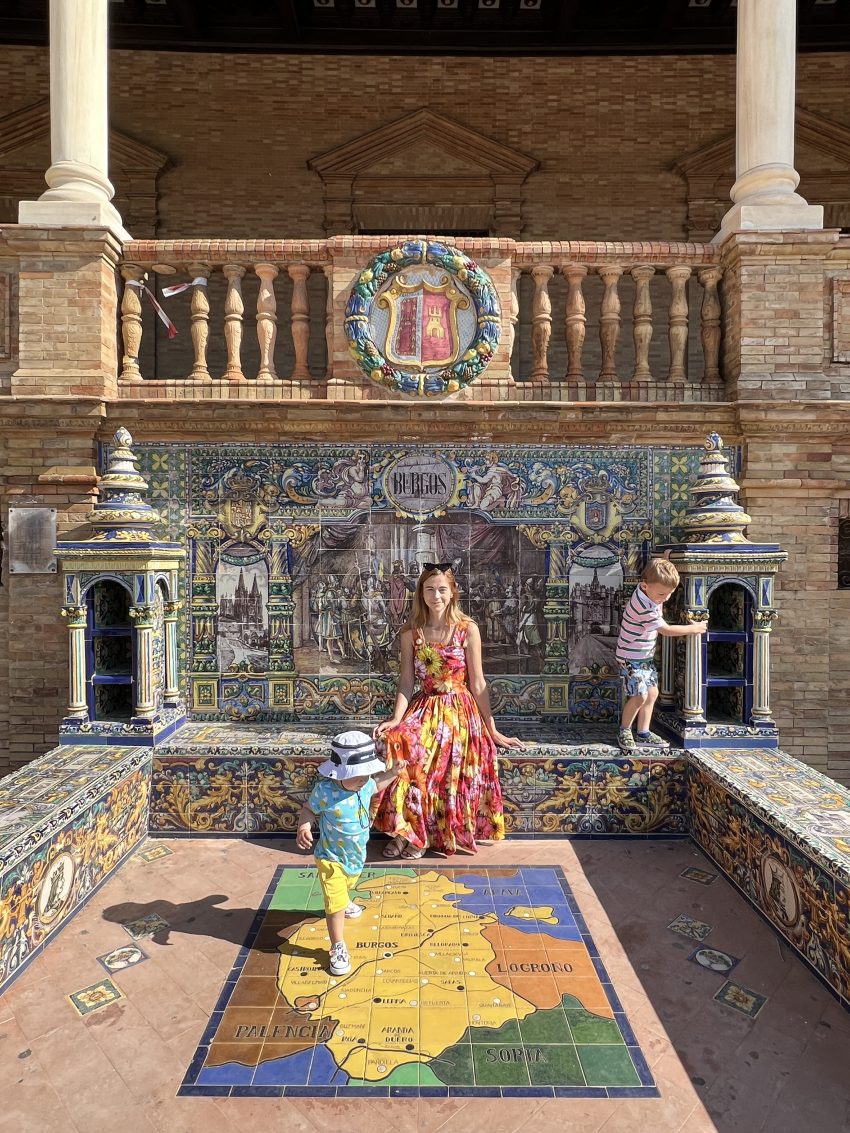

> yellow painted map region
[277,869,535,1082]
[506,905,559,924]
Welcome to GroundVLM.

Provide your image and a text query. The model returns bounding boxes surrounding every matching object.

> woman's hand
[490,731,526,750]
[296,822,314,851]
[373,717,402,739]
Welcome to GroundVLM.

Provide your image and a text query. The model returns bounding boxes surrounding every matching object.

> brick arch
[0,99,172,236]
[307,107,539,238]
[673,106,850,240]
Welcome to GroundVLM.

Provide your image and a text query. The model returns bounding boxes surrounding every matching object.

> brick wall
[0,404,100,774]
[0,47,849,241]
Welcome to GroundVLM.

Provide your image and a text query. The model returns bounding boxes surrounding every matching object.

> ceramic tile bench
[0,745,150,995]
[690,747,850,1011]
[149,722,689,837]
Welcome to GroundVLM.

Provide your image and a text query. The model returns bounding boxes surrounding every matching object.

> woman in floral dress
[373,564,525,858]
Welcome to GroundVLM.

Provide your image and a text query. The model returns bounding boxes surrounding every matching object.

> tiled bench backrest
[0,745,151,995]
[152,725,689,837]
[689,748,850,1011]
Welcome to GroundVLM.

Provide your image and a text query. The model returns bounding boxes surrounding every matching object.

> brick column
[719,230,840,402]
[5,227,122,399]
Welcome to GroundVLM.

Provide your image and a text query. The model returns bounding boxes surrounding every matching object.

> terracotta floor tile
[430,1098,547,1133]
[112,954,211,1038]
[513,1098,615,1133]
[142,1089,238,1133]
[85,999,181,1100]
[0,1015,46,1093]
[0,1064,79,1133]
[28,1019,160,1132]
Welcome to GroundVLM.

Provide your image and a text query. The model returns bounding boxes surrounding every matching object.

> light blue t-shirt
[307,775,377,876]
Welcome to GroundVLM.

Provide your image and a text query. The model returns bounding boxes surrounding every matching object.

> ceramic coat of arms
[345,240,501,397]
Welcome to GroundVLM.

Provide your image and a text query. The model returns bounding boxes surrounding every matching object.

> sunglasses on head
[423,562,453,573]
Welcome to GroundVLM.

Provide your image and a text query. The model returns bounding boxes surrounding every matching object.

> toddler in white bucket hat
[296,730,397,976]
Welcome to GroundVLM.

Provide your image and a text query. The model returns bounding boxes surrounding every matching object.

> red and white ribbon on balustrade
[160,276,209,298]
[124,278,179,340]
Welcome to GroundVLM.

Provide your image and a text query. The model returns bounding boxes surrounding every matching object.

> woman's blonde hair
[406,567,471,631]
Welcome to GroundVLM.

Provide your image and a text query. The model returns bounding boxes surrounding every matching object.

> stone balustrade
[118,237,723,401]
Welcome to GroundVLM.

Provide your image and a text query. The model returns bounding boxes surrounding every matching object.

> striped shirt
[615,584,664,663]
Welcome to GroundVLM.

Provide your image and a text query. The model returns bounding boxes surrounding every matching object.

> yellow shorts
[317,858,361,915]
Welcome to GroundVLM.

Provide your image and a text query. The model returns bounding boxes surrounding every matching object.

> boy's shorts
[619,660,658,698]
[317,859,361,915]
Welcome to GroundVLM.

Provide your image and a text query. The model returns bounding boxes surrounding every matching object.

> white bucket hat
[318,730,386,780]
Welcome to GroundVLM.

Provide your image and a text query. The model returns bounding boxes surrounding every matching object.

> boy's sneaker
[635,731,667,747]
[329,942,351,976]
[617,727,636,752]
[343,902,363,919]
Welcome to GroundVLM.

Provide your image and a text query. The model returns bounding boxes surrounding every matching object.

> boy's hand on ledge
[689,620,708,635]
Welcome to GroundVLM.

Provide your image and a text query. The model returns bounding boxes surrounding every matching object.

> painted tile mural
[180,864,657,1098]
[127,441,716,723]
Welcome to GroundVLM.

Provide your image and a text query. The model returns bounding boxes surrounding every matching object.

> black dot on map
[373,997,382,1003]
[405,1044,415,1051]
[462,942,469,947]
[456,985,465,991]
[357,1038,366,1044]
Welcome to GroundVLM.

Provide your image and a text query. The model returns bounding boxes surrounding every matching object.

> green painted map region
[181,864,657,1098]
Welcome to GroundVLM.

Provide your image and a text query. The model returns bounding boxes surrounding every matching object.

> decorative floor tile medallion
[180,865,658,1098]
[713,981,767,1019]
[68,978,123,1016]
[679,867,718,886]
[667,914,713,941]
[96,944,148,974]
[137,843,174,862]
[122,913,170,940]
[687,947,740,975]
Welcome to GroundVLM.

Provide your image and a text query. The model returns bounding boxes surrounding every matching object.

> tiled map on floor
[180,865,658,1098]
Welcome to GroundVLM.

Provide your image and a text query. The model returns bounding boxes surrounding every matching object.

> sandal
[400,842,427,859]
[382,835,405,859]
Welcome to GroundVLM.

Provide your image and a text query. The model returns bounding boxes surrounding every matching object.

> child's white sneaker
[344,902,363,919]
[329,942,351,976]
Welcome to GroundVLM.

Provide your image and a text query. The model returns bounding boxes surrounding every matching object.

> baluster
[508,267,520,384]
[188,263,211,382]
[698,266,722,383]
[530,263,553,383]
[288,263,311,382]
[323,264,334,385]
[119,264,145,383]
[598,265,623,381]
[255,263,279,382]
[631,265,655,380]
[562,263,587,380]
[666,264,692,382]
[222,264,245,382]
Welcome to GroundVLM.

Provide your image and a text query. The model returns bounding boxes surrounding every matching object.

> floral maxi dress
[373,624,505,855]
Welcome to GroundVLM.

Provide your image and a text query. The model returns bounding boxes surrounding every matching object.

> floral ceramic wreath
[344,239,501,397]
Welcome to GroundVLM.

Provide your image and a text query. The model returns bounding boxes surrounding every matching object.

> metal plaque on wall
[8,508,57,574]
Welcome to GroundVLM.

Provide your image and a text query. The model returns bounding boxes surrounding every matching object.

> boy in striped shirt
[615,556,707,751]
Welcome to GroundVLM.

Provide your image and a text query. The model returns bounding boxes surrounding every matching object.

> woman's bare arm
[373,628,415,738]
[464,621,525,749]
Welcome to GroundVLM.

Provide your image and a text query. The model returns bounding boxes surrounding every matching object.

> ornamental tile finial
[682,431,752,544]
[87,427,161,541]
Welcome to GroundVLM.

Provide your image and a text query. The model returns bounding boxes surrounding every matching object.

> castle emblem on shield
[378,272,470,369]
[344,240,501,398]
